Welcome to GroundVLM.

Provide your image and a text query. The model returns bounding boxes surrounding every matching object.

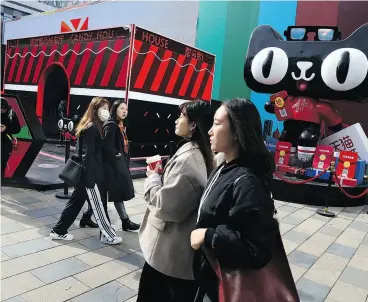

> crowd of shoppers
[47,96,297,301]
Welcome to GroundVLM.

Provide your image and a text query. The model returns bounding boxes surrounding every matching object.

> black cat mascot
[244,23,368,164]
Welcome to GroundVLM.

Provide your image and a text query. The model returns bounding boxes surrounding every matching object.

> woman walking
[50,97,123,245]
[191,98,298,301]
[103,100,140,231]
[137,100,214,302]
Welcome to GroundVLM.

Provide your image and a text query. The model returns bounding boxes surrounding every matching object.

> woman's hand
[146,164,159,177]
[191,228,208,250]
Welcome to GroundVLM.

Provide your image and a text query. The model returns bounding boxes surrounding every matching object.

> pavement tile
[361,234,368,246]
[18,216,59,229]
[323,217,352,230]
[1,223,26,235]
[16,197,44,204]
[293,218,327,236]
[275,210,291,219]
[328,281,368,302]
[116,269,142,291]
[1,238,57,258]
[20,276,90,302]
[1,272,45,301]
[125,296,137,302]
[349,221,368,233]
[23,207,63,219]
[74,259,134,288]
[9,226,50,243]
[335,228,366,248]
[355,243,368,257]
[339,266,368,290]
[71,281,136,302]
[304,264,342,287]
[1,253,51,279]
[343,205,366,214]
[318,225,344,238]
[3,296,27,302]
[281,239,299,255]
[298,233,335,257]
[327,243,357,259]
[338,210,360,220]
[37,242,90,263]
[78,236,106,250]
[296,277,331,302]
[281,215,307,226]
[287,250,318,269]
[282,230,310,245]
[116,253,145,271]
[314,253,349,271]
[278,205,299,214]
[355,214,368,224]
[279,222,295,235]
[1,234,20,247]
[1,251,11,261]
[289,264,307,282]
[31,257,91,284]
[348,255,368,272]
[76,246,127,267]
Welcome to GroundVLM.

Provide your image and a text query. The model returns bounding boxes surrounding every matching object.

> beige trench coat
[139,142,208,280]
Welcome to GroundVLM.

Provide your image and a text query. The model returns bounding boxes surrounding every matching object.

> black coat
[76,123,104,188]
[1,108,21,150]
[193,158,279,302]
[102,120,135,202]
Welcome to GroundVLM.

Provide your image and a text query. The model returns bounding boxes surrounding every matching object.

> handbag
[203,232,300,302]
[58,134,84,187]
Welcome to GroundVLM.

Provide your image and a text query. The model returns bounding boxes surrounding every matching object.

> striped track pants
[86,184,116,242]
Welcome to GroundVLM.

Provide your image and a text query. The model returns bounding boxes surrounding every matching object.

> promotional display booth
[3,25,215,188]
[244,23,368,209]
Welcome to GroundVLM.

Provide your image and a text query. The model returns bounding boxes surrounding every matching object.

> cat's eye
[321,48,368,91]
[251,47,288,85]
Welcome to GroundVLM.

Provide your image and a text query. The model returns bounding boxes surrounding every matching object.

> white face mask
[98,108,110,122]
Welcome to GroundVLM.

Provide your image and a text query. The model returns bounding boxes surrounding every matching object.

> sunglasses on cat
[284,26,341,42]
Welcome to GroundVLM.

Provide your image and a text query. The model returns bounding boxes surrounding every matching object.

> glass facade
[38,0,98,9]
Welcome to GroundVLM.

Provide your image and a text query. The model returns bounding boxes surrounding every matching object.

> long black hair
[179,100,214,176]
[223,98,275,173]
[110,99,126,125]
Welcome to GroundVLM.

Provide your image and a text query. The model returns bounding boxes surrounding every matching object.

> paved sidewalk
[1,179,368,302]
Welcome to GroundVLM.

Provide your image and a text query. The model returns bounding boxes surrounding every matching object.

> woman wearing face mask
[50,97,123,245]
[103,100,140,231]
[191,99,297,301]
[137,101,214,302]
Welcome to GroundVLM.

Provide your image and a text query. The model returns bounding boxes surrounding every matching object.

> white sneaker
[101,235,123,245]
[50,230,74,241]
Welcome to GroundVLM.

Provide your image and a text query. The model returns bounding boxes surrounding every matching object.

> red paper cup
[146,155,163,174]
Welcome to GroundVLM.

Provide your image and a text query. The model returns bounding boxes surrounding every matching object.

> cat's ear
[345,22,368,43]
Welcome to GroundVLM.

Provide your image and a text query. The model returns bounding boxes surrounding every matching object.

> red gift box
[313,145,334,170]
[336,151,358,179]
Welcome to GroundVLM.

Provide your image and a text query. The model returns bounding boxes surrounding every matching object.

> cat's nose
[297,61,313,71]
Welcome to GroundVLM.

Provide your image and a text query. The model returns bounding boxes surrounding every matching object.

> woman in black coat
[103,100,140,231]
[190,99,297,301]
[51,97,122,245]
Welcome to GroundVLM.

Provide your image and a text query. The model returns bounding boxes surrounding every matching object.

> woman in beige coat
[137,101,214,302]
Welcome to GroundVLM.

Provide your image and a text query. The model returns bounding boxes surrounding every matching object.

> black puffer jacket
[76,123,104,188]
[193,157,278,302]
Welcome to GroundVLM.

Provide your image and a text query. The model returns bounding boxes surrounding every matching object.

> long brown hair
[75,97,109,137]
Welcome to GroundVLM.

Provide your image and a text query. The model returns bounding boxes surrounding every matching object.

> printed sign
[319,123,368,162]
[312,145,334,170]
[275,141,292,166]
[336,150,358,179]
[271,91,292,121]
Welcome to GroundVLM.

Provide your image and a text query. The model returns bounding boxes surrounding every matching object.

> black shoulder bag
[58,134,84,187]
